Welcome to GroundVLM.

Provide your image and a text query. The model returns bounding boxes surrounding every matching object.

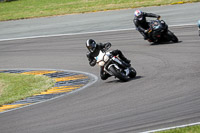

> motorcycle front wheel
[128,67,137,78]
[167,30,178,43]
[109,66,129,82]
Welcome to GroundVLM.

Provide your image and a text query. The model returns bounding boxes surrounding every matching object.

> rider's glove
[105,42,111,48]
[86,52,91,60]
[144,30,149,33]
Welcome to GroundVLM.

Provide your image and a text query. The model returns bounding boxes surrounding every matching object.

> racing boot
[124,58,131,65]
[113,50,131,67]
[121,57,131,67]
[120,54,131,64]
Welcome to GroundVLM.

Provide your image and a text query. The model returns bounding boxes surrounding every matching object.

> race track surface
[0,3,200,133]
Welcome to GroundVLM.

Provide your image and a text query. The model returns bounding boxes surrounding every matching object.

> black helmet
[86,39,97,52]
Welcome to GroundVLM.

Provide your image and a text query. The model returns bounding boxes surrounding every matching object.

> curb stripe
[40,84,84,94]
[0,103,31,112]
[54,74,88,82]
[21,70,59,75]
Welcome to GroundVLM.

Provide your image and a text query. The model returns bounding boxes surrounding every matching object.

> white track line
[0,23,196,42]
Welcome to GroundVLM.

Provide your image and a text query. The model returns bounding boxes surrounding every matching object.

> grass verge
[0,73,55,106]
[156,124,200,133]
[0,0,200,21]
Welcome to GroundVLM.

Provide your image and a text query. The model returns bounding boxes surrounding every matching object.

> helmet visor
[89,42,96,52]
[137,14,143,20]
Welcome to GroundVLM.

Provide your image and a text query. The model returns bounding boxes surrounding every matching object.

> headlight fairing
[98,61,105,66]
[104,55,109,62]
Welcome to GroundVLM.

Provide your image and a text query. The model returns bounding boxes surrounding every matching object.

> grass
[0,73,55,106]
[156,125,200,133]
[0,0,200,21]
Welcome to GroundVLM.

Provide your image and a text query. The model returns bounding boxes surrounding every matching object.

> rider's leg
[111,50,131,64]
[139,31,149,40]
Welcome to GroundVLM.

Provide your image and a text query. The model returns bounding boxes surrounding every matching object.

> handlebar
[157,16,161,20]
[148,29,152,33]
[103,43,111,51]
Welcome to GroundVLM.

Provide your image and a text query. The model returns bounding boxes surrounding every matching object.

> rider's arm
[99,42,111,50]
[144,12,160,19]
[86,52,96,66]
[89,59,96,66]
[133,19,146,32]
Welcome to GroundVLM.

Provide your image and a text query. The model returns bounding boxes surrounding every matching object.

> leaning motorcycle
[95,45,136,82]
[147,19,178,43]
[198,20,200,36]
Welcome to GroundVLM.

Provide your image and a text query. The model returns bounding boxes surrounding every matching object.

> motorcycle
[147,19,178,43]
[198,20,200,36]
[95,44,136,82]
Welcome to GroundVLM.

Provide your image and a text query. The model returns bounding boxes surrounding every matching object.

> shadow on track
[105,76,144,83]
[150,41,182,46]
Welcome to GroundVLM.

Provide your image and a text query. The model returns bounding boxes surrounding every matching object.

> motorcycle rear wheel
[109,66,129,82]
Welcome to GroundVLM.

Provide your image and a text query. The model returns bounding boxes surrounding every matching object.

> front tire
[109,66,129,82]
[168,30,178,43]
[129,67,137,78]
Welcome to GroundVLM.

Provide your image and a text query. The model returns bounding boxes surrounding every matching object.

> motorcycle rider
[133,9,161,40]
[86,39,131,80]
[198,20,200,36]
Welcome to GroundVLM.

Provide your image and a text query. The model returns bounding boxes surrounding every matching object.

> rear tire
[109,66,129,82]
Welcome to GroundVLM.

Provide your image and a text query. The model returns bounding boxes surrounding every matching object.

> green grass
[156,125,200,133]
[0,0,200,21]
[0,73,55,106]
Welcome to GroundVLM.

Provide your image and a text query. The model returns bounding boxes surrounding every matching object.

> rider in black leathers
[86,39,130,80]
[133,10,160,40]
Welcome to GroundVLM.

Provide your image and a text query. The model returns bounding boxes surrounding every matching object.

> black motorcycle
[198,20,200,36]
[147,19,178,43]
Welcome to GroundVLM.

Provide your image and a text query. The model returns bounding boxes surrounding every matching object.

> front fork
[107,63,130,77]
[103,57,130,76]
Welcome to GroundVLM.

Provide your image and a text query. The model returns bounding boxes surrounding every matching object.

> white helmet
[134,10,143,21]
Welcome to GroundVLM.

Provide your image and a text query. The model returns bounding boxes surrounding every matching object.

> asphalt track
[0,3,200,133]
